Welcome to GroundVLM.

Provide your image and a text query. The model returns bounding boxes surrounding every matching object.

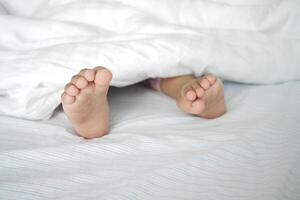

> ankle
[160,75,195,99]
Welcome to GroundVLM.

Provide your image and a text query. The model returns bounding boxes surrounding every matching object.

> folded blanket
[0,0,299,120]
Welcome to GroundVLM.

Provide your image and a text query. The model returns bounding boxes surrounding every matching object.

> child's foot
[177,75,226,119]
[61,67,112,139]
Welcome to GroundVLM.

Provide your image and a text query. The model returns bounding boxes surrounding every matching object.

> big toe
[94,67,112,86]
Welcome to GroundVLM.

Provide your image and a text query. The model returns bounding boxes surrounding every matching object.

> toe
[61,92,75,104]
[71,75,89,89]
[190,99,205,114]
[186,90,197,101]
[191,82,204,98]
[205,74,217,85]
[199,78,210,90]
[191,82,201,90]
[179,98,205,115]
[94,66,112,86]
[79,68,95,82]
[64,83,79,96]
[183,86,197,101]
[195,87,205,98]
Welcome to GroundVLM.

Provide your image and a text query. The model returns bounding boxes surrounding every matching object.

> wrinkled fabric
[0,82,300,200]
[0,0,299,119]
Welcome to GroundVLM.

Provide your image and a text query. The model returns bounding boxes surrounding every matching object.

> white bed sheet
[0,81,300,200]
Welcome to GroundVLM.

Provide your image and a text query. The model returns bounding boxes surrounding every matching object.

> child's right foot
[177,75,226,119]
[61,67,112,139]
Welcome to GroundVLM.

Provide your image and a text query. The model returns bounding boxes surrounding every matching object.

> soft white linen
[0,81,300,200]
[0,0,300,120]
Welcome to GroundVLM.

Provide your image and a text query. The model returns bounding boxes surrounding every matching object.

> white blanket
[0,0,300,120]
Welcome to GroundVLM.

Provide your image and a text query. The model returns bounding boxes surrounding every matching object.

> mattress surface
[0,81,300,200]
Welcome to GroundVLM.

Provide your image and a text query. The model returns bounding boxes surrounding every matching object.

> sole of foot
[177,74,226,119]
[61,67,112,139]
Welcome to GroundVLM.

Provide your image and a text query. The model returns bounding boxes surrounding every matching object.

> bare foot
[177,75,226,119]
[61,67,112,139]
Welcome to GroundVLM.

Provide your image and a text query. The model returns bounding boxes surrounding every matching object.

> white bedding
[0,81,300,200]
[0,0,300,120]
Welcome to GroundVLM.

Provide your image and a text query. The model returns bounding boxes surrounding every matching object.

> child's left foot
[177,75,226,119]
